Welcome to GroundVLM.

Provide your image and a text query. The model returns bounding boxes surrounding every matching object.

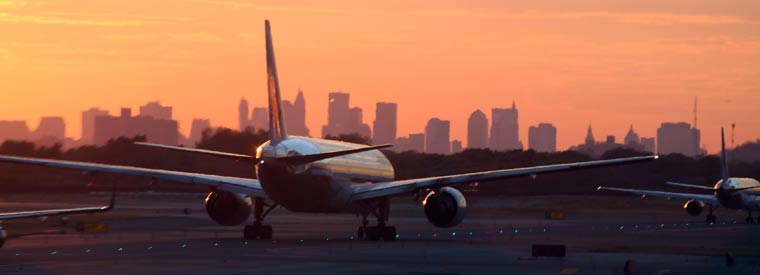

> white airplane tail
[720,127,729,182]
[265,20,288,144]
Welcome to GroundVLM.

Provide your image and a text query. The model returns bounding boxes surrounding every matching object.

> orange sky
[1,0,758,153]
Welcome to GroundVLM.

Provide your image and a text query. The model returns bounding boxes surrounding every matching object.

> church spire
[585,124,595,145]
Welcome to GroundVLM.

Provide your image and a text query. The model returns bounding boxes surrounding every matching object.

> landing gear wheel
[357,226,365,240]
[363,226,396,241]
[244,225,273,240]
[706,215,717,224]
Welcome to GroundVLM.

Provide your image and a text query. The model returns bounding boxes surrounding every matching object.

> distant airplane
[0,20,656,241]
[0,191,114,248]
[599,128,760,224]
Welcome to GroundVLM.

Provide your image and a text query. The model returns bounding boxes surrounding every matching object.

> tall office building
[624,125,640,146]
[373,102,397,145]
[467,109,488,149]
[528,123,557,153]
[81,108,109,144]
[451,140,463,154]
[238,98,250,132]
[139,101,172,120]
[282,89,310,136]
[0,121,30,142]
[94,108,179,146]
[489,102,522,151]
[657,122,702,157]
[640,137,656,153]
[322,92,371,138]
[34,117,65,140]
[425,118,451,155]
[189,119,211,146]
[250,107,268,132]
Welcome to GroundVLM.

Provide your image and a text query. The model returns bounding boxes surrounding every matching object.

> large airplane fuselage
[255,136,394,212]
[714,177,760,210]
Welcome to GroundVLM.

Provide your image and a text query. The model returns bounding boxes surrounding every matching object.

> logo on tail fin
[265,20,288,144]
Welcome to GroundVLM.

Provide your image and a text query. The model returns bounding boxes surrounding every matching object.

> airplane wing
[0,191,115,220]
[0,155,267,198]
[597,186,719,205]
[350,155,656,201]
[665,182,714,190]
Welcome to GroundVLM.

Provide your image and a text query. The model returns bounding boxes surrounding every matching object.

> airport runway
[0,194,758,274]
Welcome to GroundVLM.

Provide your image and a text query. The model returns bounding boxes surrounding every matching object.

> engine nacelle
[422,187,467,228]
[683,199,704,216]
[205,191,253,226]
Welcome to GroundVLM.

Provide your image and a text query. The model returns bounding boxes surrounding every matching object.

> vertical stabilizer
[720,127,729,181]
[265,20,288,144]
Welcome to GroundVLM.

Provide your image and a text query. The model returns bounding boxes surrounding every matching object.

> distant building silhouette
[623,125,640,146]
[451,140,463,154]
[189,119,211,146]
[250,107,268,132]
[94,107,179,146]
[528,123,557,153]
[0,121,31,142]
[81,108,109,144]
[640,137,656,153]
[657,122,702,157]
[34,117,65,141]
[238,98,250,132]
[282,89,310,136]
[489,102,522,151]
[571,125,624,158]
[373,102,397,146]
[425,118,451,154]
[395,133,425,153]
[139,101,172,120]
[322,92,371,138]
[467,109,488,149]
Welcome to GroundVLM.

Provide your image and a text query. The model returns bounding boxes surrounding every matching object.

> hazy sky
[1,0,758,152]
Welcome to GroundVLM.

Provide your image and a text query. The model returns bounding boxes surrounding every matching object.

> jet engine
[422,187,467,228]
[683,199,704,216]
[205,191,253,226]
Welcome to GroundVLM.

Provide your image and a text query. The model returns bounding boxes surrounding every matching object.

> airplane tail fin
[720,127,729,182]
[265,20,287,144]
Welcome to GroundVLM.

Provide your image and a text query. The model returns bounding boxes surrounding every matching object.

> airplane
[598,128,760,224]
[0,191,114,248]
[0,20,657,241]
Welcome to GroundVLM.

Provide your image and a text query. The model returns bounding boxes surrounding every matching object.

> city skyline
[1,1,758,153]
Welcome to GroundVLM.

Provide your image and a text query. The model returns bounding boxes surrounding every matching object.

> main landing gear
[745,210,755,224]
[705,204,717,224]
[244,198,278,240]
[357,199,396,241]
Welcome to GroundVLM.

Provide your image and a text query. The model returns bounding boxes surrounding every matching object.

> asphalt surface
[0,194,758,274]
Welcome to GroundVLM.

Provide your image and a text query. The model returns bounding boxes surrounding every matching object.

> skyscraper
[451,140,463,154]
[94,108,179,146]
[82,108,109,144]
[528,123,557,153]
[407,133,425,153]
[250,107,268,132]
[585,124,595,146]
[0,121,30,142]
[282,89,310,136]
[139,101,172,120]
[425,118,450,155]
[467,109,488,149]
[657,122,702,157]
[189,119,211,146]
[34,117,65,140]
[624,125,640,146]
[238,98,250,132]
[489,102,522,151]
[373,102,397,145]
[322,92,371,138]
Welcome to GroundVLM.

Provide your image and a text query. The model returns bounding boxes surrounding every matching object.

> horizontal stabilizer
[275,144,392,166]
[665,182,714,190]
[134,142,255,163]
